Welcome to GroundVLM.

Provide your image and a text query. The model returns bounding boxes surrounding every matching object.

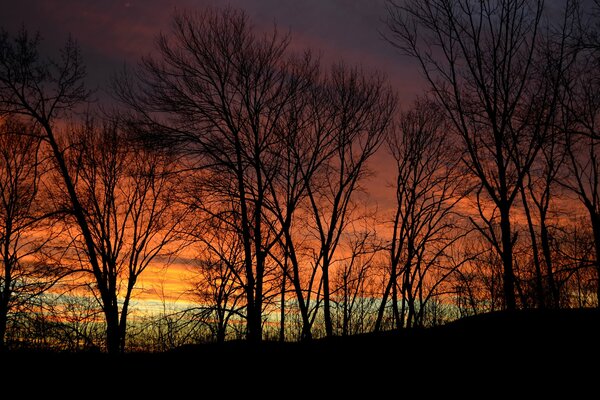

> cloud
[0,0,423,99]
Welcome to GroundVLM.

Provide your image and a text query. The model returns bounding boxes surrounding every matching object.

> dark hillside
[2,309,598,396]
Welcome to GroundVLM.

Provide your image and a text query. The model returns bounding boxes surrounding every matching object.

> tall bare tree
[64,118,183,352]
[518,126,565,308]
[561,59,600,304]
[386,0,568,309]
[375,99,465,331]
[0,28,139,349]
[117,8,340,342]
[259,56,333,341]
[0,117,63,350]
[553,0,600,307]
[305,64,395,337]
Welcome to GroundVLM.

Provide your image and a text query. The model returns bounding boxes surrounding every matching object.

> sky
[1,1,594,312]
[0,0,424,303]
[0,0,425,204]
[0,0,424,101]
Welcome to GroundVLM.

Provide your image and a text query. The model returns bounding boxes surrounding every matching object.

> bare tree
[43,292,104,351]
[552,220,597,307]
[63,117,183,352]
[189,215,246,343]
[0,117,64,349]
[0,28,143,350]
[331,219,380,336]
[517,2,583,309]
[117,8,336,342]
[374,99,466,331]
[455,237,507,314]
[517,125,565,308]
[560,2,600,306]
[305,64,395,337]
[386,0,569,310]
[256,56,333,341]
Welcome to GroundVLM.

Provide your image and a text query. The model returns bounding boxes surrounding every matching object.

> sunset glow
[1,1,599,354]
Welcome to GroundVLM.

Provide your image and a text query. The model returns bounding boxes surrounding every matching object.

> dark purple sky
[0,0,424,102]
[1,0,426,207]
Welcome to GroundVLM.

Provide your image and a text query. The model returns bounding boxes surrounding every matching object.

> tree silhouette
[375,99,467,331]
[386,0,568,309]
[2,2,600,351]
[0,28,130,350]
[189,214,246,343]
[303,64,395,337]
[116,8,394,341]
[331,218,380,336]
[0,117,64,350]
[118,8,300,342]
[553,0,600,307]
[63,117,184,352]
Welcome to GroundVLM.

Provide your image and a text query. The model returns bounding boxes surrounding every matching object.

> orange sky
[2,1,589,315]
[0,1,419,310]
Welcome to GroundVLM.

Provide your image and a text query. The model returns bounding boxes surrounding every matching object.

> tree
[189,215,246,343]
[0,117,63,349]
[0,27,135,349]
[562,72,600,305]
[331,219,380,336]
[260,61,395,340]
[117,8,329,342]
[235,51,330,342]
[304,64,395,337]
[552,220,596,307]
[64,118,183,352]
[560,1,600,307]
[518,123,565,308]
[375,99,466,331]
[386,0,568,310]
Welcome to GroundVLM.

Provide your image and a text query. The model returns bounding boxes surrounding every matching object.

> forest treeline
[1,1,600,353]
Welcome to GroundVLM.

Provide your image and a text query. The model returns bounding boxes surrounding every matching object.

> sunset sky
[0,1,426,307]
[0,0,424,99]
[0,0,423,206]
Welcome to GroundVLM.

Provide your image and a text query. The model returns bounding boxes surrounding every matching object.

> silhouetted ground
[2,309,599,396]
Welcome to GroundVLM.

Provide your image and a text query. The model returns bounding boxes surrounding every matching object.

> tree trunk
[342,272,349,337]
[246,256,263,343]
[539,213,559,308]
[500,205,517,310]
[245,297,259,343]
[374,269,395,332]
[292,274,312,341]
[406,272,415,329]
[0,259,10,351]
[118,282,135,353]
[392,278,401,330]
[0,301,8,351]
[217,312,226,344]
[279,270,286,343]
[252,250,265,343]
[233,131,258,343]
[520,184,545,308]
[322,257,333,337]
[105,305,121,354]
[286,235,312,341]
[216,326,226,344]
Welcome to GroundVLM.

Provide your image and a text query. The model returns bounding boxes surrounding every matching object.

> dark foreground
[2,309,599,395]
